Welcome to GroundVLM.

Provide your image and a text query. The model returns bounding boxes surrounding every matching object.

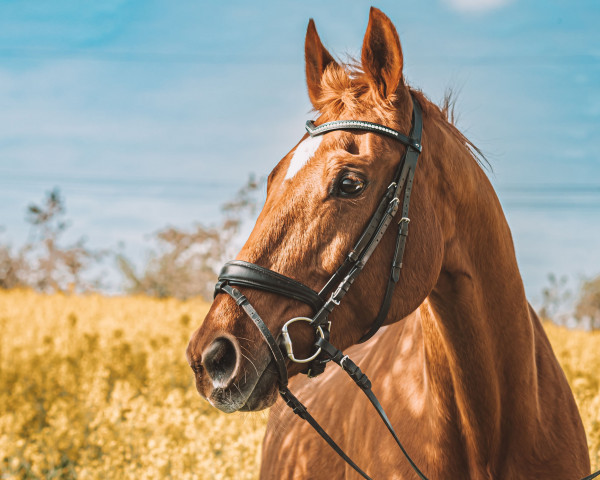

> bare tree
[575,275,600,331]
[118,175,265,300]
[0,238,30,289]
[25,188,102,292]
[539,273,572,324]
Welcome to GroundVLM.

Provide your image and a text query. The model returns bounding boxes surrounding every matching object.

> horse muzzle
[188,332,280,413]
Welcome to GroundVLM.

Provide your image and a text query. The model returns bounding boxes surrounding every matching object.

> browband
[306,119,422,152]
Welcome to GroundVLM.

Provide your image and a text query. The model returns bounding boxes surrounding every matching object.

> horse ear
[305,18,338,109]
[361,7,404,99]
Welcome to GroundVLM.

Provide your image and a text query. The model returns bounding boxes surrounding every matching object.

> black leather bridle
[212,94,600,480]
[214,94,428,480]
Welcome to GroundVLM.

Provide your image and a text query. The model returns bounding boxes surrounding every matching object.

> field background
[0,289,598,479]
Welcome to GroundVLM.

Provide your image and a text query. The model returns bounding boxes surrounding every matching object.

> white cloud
[443,0,515,13]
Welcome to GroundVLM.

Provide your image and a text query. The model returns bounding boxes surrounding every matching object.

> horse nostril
[202,337,239,387]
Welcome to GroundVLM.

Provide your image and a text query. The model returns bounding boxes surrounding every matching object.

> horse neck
[418,110,539,468]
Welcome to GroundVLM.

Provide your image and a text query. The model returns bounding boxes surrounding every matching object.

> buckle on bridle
[339,355,350,369]
[387,182,397,196]
[281,317,326,363]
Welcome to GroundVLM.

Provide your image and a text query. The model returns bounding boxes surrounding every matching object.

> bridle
[214,93,427,479]
[212,94,600,480]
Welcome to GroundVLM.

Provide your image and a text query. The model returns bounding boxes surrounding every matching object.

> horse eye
[338,175,366,197]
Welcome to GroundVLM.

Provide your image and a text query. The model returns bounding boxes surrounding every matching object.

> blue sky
[0,0,599,301]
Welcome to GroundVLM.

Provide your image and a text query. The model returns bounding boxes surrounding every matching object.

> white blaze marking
[284,135,323,180]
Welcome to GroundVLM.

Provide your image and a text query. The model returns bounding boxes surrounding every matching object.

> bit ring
[281,317,325,363]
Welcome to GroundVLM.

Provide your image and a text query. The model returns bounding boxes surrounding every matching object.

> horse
[186,7,591,479]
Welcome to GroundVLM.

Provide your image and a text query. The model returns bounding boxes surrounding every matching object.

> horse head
[187,7,443,413]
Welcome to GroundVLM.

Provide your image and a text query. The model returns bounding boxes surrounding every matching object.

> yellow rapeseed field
[0,289,598,479]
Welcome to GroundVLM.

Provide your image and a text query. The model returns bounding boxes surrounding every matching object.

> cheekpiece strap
[218,284,289,387]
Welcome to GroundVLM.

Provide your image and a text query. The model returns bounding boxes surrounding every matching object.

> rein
[213,94,600,480]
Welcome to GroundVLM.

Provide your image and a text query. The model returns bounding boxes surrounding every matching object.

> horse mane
[438,87,491,171]
[314,59,490,170]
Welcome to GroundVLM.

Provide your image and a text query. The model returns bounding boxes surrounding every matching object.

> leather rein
[213,94,600,480]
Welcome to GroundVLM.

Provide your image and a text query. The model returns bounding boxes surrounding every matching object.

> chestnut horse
[187,7,592,479]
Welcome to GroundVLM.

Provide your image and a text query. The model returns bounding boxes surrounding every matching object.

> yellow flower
[0,289,598,478]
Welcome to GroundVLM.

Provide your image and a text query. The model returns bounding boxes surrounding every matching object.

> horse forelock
[312,61,398,119]
[312,61,488,173]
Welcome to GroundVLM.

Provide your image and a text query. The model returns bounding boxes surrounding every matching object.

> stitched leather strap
[357,218,411,343]
[218,284,289,387]
[357,99,422,343]
[216,260,325,312]
[279,387,373,480]
[315,337,430,480]
[357,274,397,343]
[581,470,600,480]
